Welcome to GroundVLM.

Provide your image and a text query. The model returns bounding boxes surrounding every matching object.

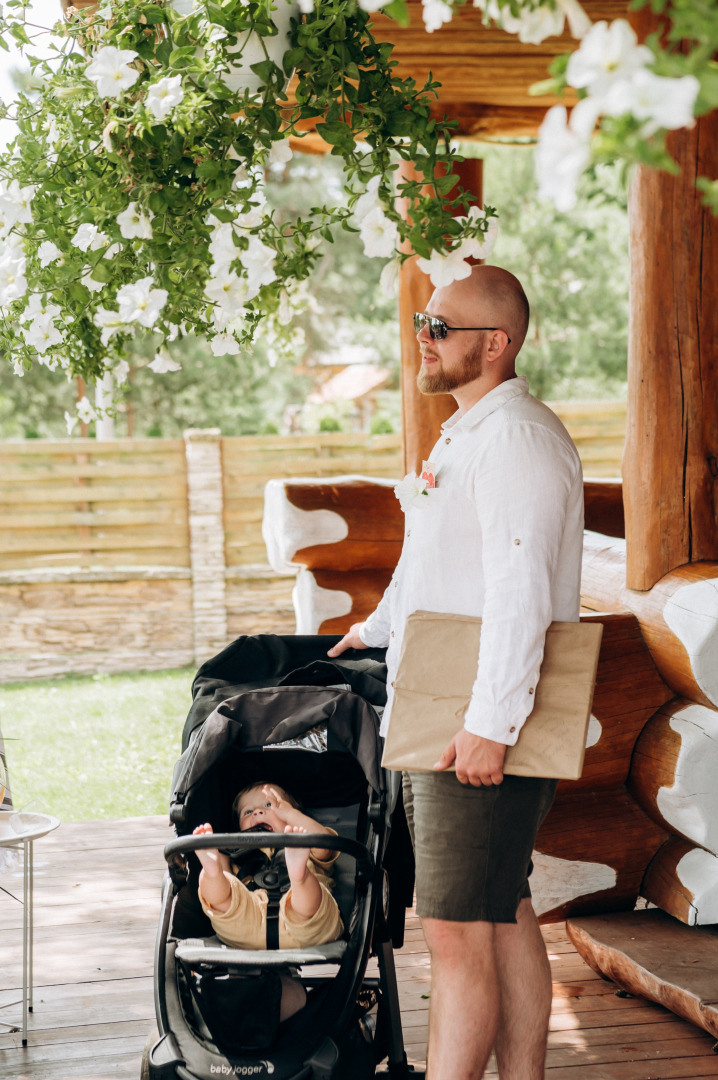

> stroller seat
[175,936,348,967]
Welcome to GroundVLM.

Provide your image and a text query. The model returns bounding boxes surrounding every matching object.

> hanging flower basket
[0,0,497,399]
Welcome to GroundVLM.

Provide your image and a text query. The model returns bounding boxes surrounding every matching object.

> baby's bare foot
[283,825,310,881]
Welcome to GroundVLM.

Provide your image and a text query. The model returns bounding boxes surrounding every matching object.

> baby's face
[237,786,283,834]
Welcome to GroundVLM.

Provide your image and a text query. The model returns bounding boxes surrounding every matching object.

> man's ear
[485,330,511,364]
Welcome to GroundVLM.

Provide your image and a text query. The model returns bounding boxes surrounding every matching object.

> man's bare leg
[493,898,552,1079]
[422,917,499,1080]
[422,900,552,1080]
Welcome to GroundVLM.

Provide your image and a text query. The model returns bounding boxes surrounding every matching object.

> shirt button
[528,687,534,695]
[445,437,451,444]
[391,631,395,637]
[394,581,398,588]
[509,726,516,733]
[391,681,395,688]
[407,530,411,537]
[514,539,521,546]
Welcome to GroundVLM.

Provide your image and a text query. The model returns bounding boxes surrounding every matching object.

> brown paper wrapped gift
[381,611,603,780]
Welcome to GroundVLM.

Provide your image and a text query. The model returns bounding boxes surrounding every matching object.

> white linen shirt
[360,376,584,745]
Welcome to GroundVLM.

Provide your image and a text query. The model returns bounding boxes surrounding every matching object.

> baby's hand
[283,825,310,883]
[193,823,227,877]
[263,784,299,827]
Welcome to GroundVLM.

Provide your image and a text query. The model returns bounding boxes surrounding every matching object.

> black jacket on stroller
[144,634,416,1080]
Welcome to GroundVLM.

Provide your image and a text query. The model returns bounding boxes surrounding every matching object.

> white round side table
[0,811,60,1045]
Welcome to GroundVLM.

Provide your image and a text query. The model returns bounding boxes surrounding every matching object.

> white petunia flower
[0,179,37,227]
[205,269,250,312]
[117,202,154,241]
[566,20,652,102]
[145,75,184,120]
[454,206,499,261]
[422,0,453,33]
[148,346,181,373]
[72,223,110,252]
[94,307,125,346]
[482,0,591,44]
[211,331,242,356]
[38,241,61,267]
[416,246,473,288]
[395,472,432,512]
[359,206,399,259]
[0,256,28,305]
[23,319,62,354]
[208,222,238,269]
[101,120,118,153]
[241,236,277,296]
[268,138,293,166]
[21,295,61,323]
[65,410,78,434]
[297,0,314,12]
[358,0,387,9]
[534,101,597,212]
[354,175,383,224]
[77,395,97,424]
[104,243,122,260]
[116,276,168,327]
[85,46,141,99]
[601,70,700,135]
[379,258,400,298]
[113,359,131,385]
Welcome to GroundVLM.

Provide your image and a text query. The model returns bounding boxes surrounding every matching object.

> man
[328,265,584,1079]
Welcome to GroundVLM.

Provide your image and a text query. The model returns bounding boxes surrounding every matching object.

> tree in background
[479,143,629,401]
[0,145,628,438]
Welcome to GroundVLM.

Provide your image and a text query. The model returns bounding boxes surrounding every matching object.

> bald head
[431,265,530,364]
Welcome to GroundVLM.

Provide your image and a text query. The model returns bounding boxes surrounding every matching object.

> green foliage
[477,144,629,401]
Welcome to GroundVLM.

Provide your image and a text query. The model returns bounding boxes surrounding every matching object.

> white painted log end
[663,578,718,707]
[656,703,718,857]
[292,569,352,635]
[262,479,349,573]
[675,847,718,926]
[585,714,602,748]
[530,852,617,917]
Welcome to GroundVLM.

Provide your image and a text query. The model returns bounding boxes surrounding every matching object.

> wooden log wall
[264,472,718,926]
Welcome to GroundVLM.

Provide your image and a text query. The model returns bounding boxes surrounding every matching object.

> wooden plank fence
[0,403,625,681]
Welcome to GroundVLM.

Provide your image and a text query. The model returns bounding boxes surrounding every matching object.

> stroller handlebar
[164,831,375,880]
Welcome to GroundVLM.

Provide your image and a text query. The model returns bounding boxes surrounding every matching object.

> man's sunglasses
[413,312,511,344]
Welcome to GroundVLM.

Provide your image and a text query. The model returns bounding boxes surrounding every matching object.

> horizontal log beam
[581,533,718,709]
[642,838,718,927]
[628,698,718,857]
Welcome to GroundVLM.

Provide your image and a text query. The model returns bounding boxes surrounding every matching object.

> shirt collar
[440,376,529,435]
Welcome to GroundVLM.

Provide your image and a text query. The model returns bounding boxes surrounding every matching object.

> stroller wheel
[139,1022,159,1080]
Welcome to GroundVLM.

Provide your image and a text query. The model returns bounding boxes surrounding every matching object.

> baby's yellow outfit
[198,847,343,950]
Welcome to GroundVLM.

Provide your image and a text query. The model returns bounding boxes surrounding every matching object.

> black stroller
[142,634,418,1080]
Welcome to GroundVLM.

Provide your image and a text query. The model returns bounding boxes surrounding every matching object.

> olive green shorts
[403,770,558,924]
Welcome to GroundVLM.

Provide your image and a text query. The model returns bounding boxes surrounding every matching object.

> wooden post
[397,158,483,475]
[184,429,228,664]
[623,11,718,590]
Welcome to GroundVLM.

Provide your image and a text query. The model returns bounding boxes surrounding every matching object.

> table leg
[29,838,34,1014]
[22,838,28,1046]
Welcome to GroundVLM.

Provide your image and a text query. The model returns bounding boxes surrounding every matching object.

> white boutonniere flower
[395,472,433,512]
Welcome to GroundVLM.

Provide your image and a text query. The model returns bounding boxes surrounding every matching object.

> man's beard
[417,343,483,395]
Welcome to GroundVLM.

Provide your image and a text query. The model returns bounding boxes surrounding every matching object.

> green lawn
[0,667,196,822]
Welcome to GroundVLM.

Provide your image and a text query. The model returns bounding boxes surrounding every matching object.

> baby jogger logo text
[209,1065,274,1076]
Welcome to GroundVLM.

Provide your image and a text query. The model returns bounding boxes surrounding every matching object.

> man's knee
[422,916,495,962]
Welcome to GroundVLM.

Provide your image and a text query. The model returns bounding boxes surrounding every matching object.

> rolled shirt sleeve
[359,570,396,648]
[463,421,581,745]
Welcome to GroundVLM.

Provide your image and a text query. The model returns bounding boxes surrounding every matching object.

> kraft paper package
[381,610,603,781]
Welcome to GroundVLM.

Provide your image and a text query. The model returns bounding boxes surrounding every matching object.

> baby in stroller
[194,781,343,950]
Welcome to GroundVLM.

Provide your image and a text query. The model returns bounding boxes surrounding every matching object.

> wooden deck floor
[2,816,718,1080]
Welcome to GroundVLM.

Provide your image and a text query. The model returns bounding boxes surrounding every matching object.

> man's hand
[327,622,368,658]
[434,729,507,786]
